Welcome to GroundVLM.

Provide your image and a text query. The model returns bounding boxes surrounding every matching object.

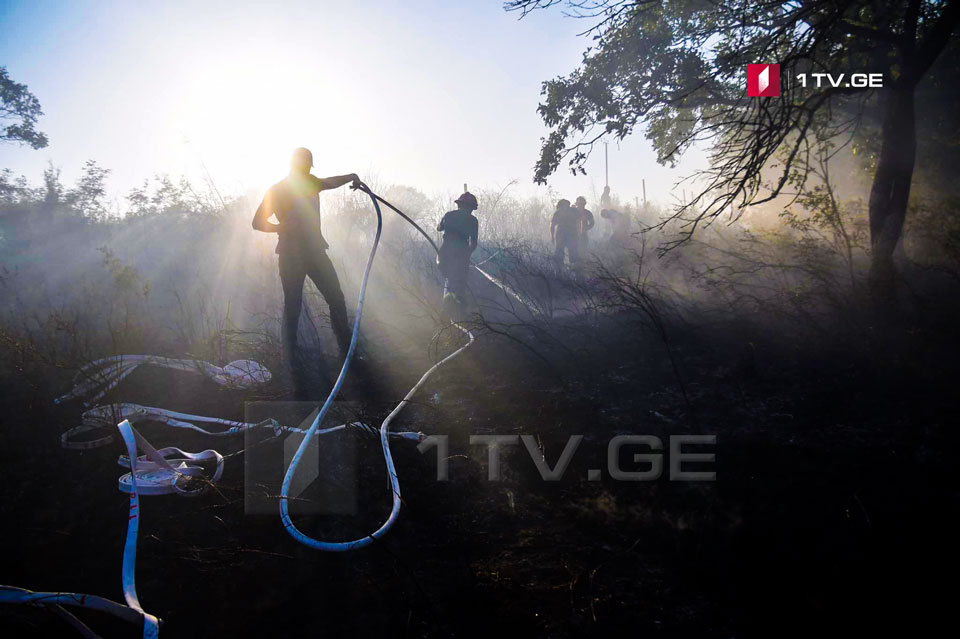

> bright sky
[0,0,707,208]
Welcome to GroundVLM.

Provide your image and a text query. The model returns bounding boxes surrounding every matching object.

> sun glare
[169,53,331,195]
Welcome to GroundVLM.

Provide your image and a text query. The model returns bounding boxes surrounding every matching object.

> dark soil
[1,309,957,637]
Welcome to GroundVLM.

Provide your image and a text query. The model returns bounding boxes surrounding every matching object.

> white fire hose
[2,185,541,635]
[54,356,271,406]
[61,403,424,451]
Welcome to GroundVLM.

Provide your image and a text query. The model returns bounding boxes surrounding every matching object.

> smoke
[3,150,959,392]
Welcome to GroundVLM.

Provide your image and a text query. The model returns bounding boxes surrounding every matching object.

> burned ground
[1,257,957,636]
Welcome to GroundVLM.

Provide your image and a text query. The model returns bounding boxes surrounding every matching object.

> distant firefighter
[598,185,631,245]
[600,207,632,245]
[252,147,361,365]
[437,190,479,312]
[600,185,612,212]
[551,198,581,268]
[574,195,595,253]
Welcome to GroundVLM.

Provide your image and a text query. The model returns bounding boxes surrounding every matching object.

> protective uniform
[551,200,581,267]
[576,199,595,252]
[438,192,479,308]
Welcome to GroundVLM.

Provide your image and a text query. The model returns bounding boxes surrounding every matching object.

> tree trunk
[867,84,917,306]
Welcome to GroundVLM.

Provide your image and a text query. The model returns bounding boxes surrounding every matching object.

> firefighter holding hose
[437,190,479,314]
[252,147,362,369]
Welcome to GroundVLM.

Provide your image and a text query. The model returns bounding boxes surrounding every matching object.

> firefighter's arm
[550,211,559,242]
[584,210,596,230]
[252,189,280,233]
[318,173,360,191]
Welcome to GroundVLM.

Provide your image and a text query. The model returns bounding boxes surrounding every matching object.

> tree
[66,160,112,222]
[125,174,221,218]
[0,66,48,149]
[0,169,33,205]
[505,0,960,303]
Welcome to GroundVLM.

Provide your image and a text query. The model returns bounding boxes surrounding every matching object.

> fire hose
[2,183,536,635]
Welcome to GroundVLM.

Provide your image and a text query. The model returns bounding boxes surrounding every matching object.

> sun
[169,54,328,195]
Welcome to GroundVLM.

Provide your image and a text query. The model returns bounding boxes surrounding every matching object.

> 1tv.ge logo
[747,64,884,96]
[747,63,780,97]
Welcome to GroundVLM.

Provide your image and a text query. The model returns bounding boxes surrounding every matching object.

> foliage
[902,195,960,278]
[506,0,960,248]
[126,174,224,218]
[780,137,869,288]
[65,160,112,222]
[0,66,48,149]
[0,168,34,205]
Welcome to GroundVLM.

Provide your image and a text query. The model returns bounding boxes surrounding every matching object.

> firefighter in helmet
[437,191,479,312]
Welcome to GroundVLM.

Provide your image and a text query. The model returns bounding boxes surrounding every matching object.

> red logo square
[747,64,780,97]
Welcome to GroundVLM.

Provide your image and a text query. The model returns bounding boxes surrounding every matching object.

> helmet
[291,147,314,169]
[455,191,478,210]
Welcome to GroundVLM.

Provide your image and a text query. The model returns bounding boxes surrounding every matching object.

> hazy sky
[0,0,707,208]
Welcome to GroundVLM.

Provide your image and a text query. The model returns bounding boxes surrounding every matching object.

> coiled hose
[279,184,475,551]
